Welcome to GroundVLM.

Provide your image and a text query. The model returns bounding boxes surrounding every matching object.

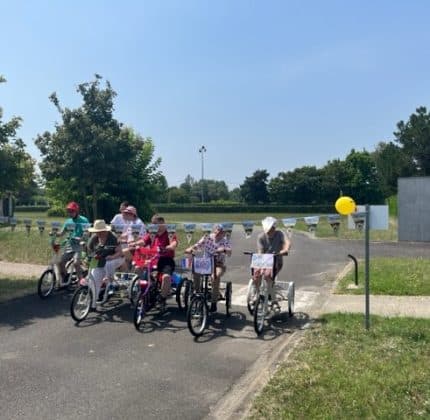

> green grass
[0,275,37,303]
[337,257,430,296]
[249,314,430,419]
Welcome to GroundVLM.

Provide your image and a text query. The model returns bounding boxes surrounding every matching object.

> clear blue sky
[1,1,430,189]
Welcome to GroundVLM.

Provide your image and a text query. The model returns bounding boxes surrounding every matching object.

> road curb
[204,324,308,420]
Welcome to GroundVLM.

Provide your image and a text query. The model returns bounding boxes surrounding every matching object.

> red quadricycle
[132,247,191,331]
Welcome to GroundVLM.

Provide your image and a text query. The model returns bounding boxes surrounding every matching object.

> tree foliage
[240,169,269,204]
[394,106,430,175]
[35,75,163,220]
[0,76,36,198]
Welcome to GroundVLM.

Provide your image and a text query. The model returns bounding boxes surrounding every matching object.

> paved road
[1,227,429,420]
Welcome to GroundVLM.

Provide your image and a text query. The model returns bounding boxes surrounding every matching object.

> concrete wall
[398,177,430,242]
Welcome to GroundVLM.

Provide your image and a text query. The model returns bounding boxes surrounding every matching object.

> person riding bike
[185,223,232,313]
[252,216,291,299]
[87,219,124,303]
[140,214,178,309]
[53,202,89,283]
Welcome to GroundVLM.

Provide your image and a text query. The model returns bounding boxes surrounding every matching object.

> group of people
[55,200,291,313]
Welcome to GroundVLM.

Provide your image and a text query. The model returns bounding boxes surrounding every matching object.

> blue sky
[1,1,430,189]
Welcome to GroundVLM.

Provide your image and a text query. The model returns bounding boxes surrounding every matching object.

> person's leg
[211,266,225,306]
[161,273,171,299]
[105,257,125,281]
[91,267,106,306]
[59,251,73,283]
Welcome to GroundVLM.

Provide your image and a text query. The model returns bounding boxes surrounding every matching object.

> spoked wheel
[225,281,232,317]
[37,269,56,299]
[287,281,295,317]
[70,286,93,322]
[187,296,208,337]
[133,294,147,331]
[246,279,257,315]
[253,296,266,336]
[176,278,192,311]
[129,277,140,306]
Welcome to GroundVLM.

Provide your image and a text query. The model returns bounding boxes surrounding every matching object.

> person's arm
[257,235,265,254]
[216,239,232,256]
[185,236,204,253]
[278,232,291,256]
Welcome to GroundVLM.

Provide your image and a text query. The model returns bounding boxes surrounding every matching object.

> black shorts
[157,257,175,275]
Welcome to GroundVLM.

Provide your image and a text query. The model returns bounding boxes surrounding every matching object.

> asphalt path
[1,226,429,420]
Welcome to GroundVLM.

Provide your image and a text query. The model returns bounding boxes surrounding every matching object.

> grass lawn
[249,313,430,419]
[337,257,430,296]
[0,275,37,303]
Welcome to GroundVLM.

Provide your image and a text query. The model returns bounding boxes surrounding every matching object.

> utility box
[398,177,430,242]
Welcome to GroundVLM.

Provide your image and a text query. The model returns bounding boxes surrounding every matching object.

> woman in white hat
[87,219,125,306]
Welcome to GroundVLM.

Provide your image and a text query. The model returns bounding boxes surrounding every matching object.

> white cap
[262,216,277,233]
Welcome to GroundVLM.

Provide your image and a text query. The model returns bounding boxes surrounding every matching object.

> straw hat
[88,219,111,233]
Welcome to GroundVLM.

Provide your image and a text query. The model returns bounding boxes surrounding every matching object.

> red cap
[66,202,79,212]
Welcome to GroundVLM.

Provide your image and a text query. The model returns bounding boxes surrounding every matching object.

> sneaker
[210,303,217,313]
[107,283,115,296]
[97,288,106,302]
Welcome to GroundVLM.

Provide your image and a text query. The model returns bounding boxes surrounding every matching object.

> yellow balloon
[335,196,356,215]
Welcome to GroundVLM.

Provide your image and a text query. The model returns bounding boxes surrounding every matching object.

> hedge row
[15,205,50,212]
[152,204,335,213]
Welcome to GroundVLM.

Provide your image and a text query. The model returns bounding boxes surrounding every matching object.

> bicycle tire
[133,294,147,331]
[187,296,208,337]
[70,286,92,322]
[37,269,56,299]
[246,278,257,315]
[253,295,266,336]
[225,281,232,317]
[176,278,192,311]
[129,277,140,306]
[287,281,295,317]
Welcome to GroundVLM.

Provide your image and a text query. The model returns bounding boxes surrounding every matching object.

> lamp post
[199,145,206,203]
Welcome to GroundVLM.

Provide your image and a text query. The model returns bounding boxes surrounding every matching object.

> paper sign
[193,256,213,275]
[250,253,274,269]
[200,223,213,234]
[282,218,297,228]
[304,216,320,226]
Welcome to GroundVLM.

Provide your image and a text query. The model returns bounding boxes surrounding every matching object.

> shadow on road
[0,288,77,331]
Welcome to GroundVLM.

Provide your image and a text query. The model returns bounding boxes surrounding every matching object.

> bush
[47,206,67,217]
[15,205,50,212]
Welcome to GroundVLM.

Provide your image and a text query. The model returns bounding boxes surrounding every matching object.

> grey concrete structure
[398,176,430,242]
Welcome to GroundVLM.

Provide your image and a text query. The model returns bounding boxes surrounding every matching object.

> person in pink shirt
[185,223,232,312]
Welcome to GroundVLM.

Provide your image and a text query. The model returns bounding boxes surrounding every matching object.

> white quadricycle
[245,252,295,336]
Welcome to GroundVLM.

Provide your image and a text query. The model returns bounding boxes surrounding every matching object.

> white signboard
[347,205,389,230]
[282,218,297,228]
[250,253,274,269]
[193,256,213,275]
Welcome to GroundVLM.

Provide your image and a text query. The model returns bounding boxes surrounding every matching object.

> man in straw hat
[87,220,124,306]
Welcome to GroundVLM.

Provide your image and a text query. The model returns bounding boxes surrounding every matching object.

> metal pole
[364,204,370,330]
[199,145,206,203]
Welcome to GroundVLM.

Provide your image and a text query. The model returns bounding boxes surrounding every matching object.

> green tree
[0,76,36,201]
[373,141,415,198]
[35,75,163,220]
[240,170,270,204]
[394,106,430,175]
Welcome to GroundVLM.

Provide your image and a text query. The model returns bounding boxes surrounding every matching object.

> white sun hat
[88,219,111,233]
[262,216,277,234]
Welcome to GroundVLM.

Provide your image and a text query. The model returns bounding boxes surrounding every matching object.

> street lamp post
[198,145,206,203]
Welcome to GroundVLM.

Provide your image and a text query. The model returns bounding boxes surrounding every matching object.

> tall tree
[240,169,270,204]
[394,106,430,175]
[0,76,36,201]
[36,75,163,220]
[373,141,415,198]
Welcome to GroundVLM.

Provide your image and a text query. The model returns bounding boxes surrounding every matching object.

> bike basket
[193,256,213,275]
[250,253,274,270]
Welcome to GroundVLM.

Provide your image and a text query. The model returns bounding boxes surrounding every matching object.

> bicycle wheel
[176,278,192,311]
[133,294,148,331]
[253,296,266,336]
[37,269,56,299]
[129,277,140,306]
[225,281,232,317]
[187,296,208,337]
[70,286,92,322]
[246,278,257,315]
[287,281,295,317]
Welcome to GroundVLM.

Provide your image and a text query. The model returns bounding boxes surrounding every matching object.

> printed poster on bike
[250,253,274,269]
[193,256,213,275]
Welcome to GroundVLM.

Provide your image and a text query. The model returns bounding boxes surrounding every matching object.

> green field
[249,314,430,419]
